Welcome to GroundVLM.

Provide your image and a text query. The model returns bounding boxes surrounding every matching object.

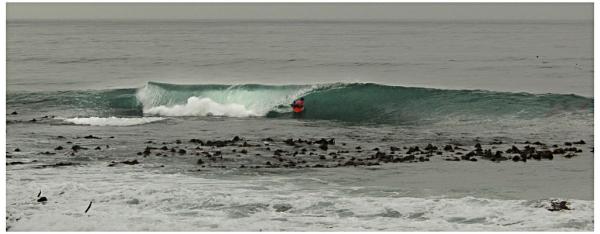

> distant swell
[6,82,593,125]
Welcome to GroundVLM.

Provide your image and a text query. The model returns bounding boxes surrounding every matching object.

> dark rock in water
[262,137,274,142]
[66,141,72,144]
[512,156,521,162]
[189,139,204,144]
[170,148,176,153]
[14,148,21,152]
[390,146,401,151]
[54,146,64,150]
[137,152,142,156]
[552,148,566,154]
[573,140,586,145]
[319,143,328,151]
[273,204,293,212]
[469,158,478,162]
[178,149,186,155]
[319,155,326,160]
[548,200,570,211]
[538,150,553,160]
[40,151,55,155]
[83,135,101,139]
[406,146,421,154]
[30,118,37,122]
[424,144,437,152]
[232,136,241,142]
[564,153,577,158]
[197,159,204,164]
[443,145,454,152]
[145,140,154,144]
[380,208,402,218]
[241,149,248,154]
[564,142,572,146]
[355,146,362,150]
[10,111,17,115]
[160,146,169,150]
[315,138,335,145]
[175,140,182,144]
[400,155,415,162]
[71,145,88,152]
[313,164,325,168]
[483,149,493,158]
[94,146,101,150]
[37,197,48,202]
[474,143,482,149]
[532,141,544,146]
[284,138,295,146]
[34,162,80,168]
[121,160,139,165]
[266,161,272,166]
[6,161,25,165]
[506,145,521,154]
[418,156,427,162]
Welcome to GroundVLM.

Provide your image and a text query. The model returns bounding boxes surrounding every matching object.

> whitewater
[6,19,594,231]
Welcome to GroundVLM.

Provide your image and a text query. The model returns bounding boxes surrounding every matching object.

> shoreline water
[6,112,594,231]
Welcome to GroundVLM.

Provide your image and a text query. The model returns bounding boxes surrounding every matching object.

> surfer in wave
[291,97,305,114]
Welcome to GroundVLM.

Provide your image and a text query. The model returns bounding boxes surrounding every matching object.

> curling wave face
[7,81,593,125]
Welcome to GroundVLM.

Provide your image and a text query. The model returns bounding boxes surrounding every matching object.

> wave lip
[64,117,165,126]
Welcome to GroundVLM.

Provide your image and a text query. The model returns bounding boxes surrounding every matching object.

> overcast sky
[7,3,593,21]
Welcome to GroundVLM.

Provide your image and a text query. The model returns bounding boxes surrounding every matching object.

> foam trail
[64,117,165,126]
[144,97,257,117]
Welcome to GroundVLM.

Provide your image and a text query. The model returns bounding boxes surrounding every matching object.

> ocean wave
[136,82,593,124]
[7,82,593,125]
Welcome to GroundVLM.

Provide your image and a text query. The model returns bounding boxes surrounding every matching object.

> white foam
[143,96,257,117]
[6,167,594,231]
[64,117,165,126]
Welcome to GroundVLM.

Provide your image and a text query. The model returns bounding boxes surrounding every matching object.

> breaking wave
[7,81,593,125]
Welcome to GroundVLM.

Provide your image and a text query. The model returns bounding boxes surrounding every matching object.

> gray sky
[7,3,593,21]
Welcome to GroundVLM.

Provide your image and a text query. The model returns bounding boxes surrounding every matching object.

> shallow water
[5,115,594,231]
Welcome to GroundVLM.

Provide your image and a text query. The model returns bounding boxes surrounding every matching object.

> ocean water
[6,20,594,231]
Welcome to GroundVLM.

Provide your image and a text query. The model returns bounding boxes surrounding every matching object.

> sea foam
[64,117,165,126]
[143,96,257,117]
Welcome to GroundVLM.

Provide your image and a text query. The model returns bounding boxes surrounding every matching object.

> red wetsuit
[292,100,304,113]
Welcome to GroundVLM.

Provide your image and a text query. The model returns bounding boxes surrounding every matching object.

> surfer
[291,97,305,113]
